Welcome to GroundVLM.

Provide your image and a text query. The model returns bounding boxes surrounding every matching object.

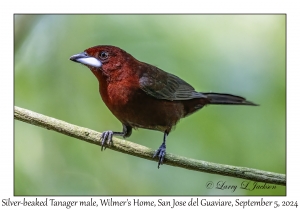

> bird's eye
[99,51,109,60]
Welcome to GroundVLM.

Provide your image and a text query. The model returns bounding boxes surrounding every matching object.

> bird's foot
[100,130,113,151]
[153,143,166,168]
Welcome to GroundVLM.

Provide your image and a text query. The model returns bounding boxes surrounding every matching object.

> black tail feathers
[202,92,258,106]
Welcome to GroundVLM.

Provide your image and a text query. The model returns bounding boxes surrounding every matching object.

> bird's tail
[202,92,258,106]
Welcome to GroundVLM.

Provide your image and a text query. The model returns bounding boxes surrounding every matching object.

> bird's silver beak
[70,52,102,68]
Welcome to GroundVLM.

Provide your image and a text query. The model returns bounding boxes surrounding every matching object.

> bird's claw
[100,130,114,151]
[153,143,166,168]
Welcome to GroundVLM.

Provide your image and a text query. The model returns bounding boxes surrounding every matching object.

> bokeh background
[14,15,285,195]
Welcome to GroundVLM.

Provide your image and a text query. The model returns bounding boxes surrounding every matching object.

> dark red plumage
[70,45,257,168]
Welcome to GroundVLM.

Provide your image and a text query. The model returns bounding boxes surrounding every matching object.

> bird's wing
[139,65,206,101]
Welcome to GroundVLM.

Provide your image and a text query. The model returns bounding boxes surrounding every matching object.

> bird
[70,45,257,168]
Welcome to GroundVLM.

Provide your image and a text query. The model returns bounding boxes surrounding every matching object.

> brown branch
[14,106,286,186]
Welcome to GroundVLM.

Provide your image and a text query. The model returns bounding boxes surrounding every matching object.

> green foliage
[15,15,285,195]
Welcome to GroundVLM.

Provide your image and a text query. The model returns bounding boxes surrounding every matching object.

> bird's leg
[100,124,132,151]
[153,131,168,168]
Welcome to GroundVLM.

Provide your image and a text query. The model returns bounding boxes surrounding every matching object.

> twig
[14,106,286,186]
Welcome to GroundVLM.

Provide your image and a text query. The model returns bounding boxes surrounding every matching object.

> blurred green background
[14,15,285,195]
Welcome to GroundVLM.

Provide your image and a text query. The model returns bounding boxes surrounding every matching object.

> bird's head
[70,45,132,77]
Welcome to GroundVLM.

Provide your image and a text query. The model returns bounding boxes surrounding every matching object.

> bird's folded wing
[139,65,206,101]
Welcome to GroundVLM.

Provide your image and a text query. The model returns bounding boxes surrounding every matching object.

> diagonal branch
[14,106,286,186]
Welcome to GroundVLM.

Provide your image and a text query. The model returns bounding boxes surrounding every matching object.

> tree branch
[14,106,286,186]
